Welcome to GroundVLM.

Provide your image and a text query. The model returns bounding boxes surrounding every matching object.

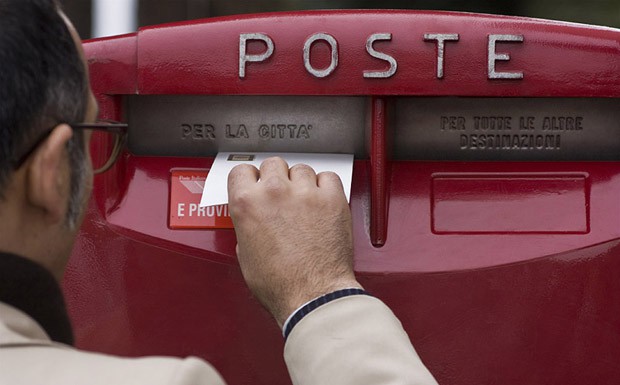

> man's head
[0,0,97,279]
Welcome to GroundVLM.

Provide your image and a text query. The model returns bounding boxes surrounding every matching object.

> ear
[27,124,73,224]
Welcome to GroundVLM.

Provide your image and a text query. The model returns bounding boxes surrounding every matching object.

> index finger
[228,163,260,197]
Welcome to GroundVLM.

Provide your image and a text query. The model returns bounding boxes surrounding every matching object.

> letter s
[364,33,397,78]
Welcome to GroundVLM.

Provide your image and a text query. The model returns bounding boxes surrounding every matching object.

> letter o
[303,33,338,78]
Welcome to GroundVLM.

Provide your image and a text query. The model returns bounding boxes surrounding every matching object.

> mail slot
[65,10,620,385]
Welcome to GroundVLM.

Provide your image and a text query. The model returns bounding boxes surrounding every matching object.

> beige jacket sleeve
[283,295,438,385]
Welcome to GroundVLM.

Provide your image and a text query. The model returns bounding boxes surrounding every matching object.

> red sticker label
[169,169,233,229]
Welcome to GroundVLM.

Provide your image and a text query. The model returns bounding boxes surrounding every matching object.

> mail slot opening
[392,97,620,160]
[126,95,369,158]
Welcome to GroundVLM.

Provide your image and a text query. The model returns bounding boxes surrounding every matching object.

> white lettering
[189,203,198,216]
[177,203,185,217]
[237,32,527,82]
[364,33,397,78]
[303,33,338,78]
[239,33,274,78]
[424,33,459,79]
[488,34,524,79]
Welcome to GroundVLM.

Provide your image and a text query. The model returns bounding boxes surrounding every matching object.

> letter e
[488,34,524,79]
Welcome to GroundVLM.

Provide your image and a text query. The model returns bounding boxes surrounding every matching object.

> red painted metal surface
[370,96,388,246]
[64,10,620,385]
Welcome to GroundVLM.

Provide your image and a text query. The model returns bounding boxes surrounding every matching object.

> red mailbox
[65,10,620,384]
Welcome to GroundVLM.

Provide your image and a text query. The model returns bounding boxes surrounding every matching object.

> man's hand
[228,157,362,326]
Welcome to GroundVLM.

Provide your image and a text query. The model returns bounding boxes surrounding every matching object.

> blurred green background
[61,0,620,40]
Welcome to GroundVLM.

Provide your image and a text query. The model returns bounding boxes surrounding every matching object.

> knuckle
[228,164,253,181]
[295,185,316,201]
[318,171,343,188]
[290,163,312,172]
[262,156,286,169]
[291,163,316,177]
[262,175,287,195]
[229,188,253,210]
[318,170,339,180]
[236,163,255,172]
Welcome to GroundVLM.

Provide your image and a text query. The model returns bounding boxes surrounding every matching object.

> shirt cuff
[282,288,370,340]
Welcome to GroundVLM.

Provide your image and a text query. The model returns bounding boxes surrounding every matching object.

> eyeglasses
[74,120,128,174]
[14,120,128,174]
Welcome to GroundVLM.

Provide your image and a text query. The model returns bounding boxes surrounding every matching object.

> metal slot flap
[127,95,368,157]
[393,97,620,160]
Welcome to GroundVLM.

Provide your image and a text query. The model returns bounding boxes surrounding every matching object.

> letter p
[239,33,274,78]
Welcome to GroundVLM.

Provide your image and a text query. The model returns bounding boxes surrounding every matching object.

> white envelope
[199,152,354,207]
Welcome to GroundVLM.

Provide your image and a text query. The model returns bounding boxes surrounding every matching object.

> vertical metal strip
[370,96,388,247]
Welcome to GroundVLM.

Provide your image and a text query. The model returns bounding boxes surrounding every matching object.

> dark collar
[0,252,73,345]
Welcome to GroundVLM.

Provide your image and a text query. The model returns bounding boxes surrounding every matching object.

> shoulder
[1,303,225,385]
[0,344,226,385]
